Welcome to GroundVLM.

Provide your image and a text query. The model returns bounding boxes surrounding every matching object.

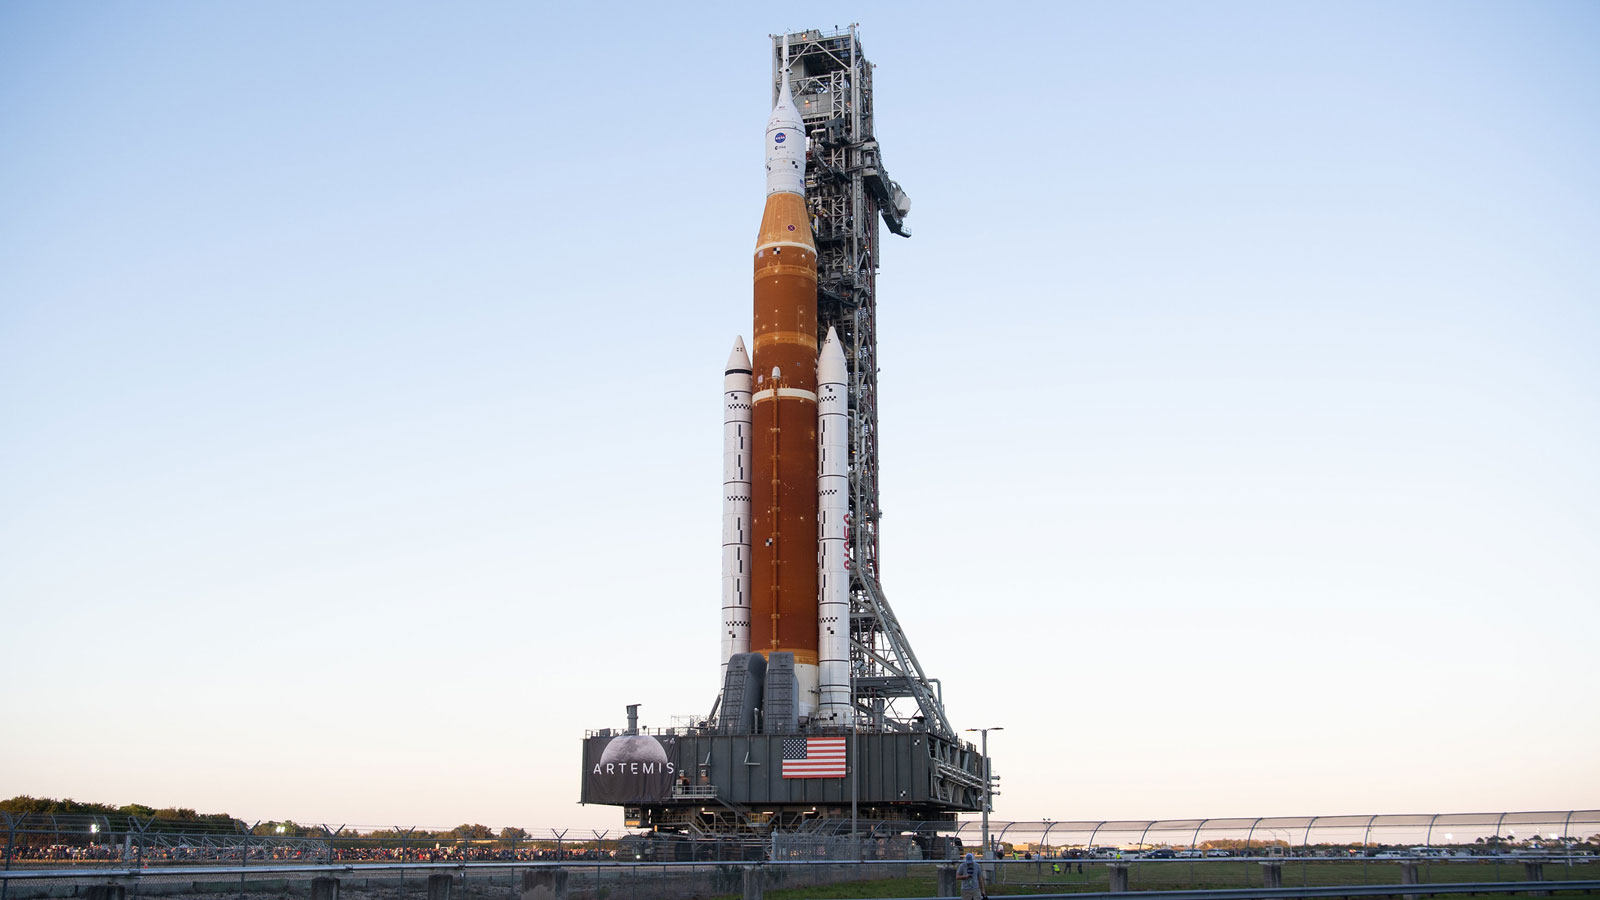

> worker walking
[956,852,986,899]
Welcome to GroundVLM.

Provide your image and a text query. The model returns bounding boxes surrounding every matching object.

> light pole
[966,727,1003,859]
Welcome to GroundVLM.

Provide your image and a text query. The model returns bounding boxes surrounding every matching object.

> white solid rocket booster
[721,337,753,684]
[816,327,851,724]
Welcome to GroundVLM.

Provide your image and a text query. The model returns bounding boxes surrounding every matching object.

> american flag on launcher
[781,736,847,778]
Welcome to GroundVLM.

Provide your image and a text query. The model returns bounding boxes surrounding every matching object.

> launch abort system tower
[581,27,988,841]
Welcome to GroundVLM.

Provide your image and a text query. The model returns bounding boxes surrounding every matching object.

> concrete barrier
[1400,860,1422,900]
[1525,861,1548,897]
[519,868,566,900]
[308,877,337,900]
[1108,862,1130,892]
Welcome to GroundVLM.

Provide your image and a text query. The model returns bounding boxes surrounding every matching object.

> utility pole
[966,727,1002,858]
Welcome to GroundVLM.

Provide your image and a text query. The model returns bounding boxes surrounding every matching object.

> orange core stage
[749,190,819,671]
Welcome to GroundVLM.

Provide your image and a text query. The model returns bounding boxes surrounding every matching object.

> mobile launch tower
[581,27,988,843]
[780,28,945,740]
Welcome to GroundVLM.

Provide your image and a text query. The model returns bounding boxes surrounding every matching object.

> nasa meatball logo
[592,735,675,777]
[774,132,786,144]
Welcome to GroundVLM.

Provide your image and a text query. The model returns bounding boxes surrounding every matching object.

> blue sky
[2,1,1597,830]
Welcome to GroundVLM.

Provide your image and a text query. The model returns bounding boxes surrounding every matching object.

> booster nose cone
[726,336,752,373]
[818,327,845,383]
[766,70,806,197]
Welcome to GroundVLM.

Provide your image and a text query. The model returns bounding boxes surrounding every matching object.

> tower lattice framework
[772,28,953,740]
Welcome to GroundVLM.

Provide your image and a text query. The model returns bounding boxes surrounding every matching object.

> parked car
[1144,849,1177,859]
[1175,850,1204,859]
[1205,850,1232,858]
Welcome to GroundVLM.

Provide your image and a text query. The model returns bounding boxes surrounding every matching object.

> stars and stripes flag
[781,736,847,778]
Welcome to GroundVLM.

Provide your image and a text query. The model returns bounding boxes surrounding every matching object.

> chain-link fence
[2,858,1598,900]
[956,811,1600,858]
[2,811,1595,899]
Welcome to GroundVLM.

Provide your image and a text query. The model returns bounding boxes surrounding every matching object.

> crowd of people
[5,845,126,862]
[3,843,619,865]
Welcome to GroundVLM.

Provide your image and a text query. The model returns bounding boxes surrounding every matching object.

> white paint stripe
[753,388,817,402]
[755,241,816,255]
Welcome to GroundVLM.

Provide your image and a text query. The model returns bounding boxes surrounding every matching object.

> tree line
[1,797,544,846]
[1,796,235,828]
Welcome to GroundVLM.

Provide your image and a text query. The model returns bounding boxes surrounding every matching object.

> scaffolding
[771,28,951,741]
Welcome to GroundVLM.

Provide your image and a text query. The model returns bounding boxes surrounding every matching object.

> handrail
[4,856,1596,880]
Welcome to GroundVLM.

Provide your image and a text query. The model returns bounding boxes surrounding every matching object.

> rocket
[751,54,820,718]
[719,49,848,726]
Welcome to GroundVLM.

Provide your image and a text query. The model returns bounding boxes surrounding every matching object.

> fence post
[1399,861,1420,900]
[240,820,257,897]
[2,812,16,900]
[1524,860,1547,897]
[1260,861,1283,889]
[937,865,958,897]
[741,865,764,900]
[1108,863,1130,892]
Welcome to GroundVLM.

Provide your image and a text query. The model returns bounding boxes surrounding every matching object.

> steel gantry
[770,27,951,740]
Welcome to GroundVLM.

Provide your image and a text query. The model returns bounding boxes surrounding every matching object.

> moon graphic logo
[598,735,668,768]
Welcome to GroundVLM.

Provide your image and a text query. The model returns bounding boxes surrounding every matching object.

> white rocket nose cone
[819,327,846,383]
[770,75,801,129]
[765,68,806,196]
[726,336,751,372]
